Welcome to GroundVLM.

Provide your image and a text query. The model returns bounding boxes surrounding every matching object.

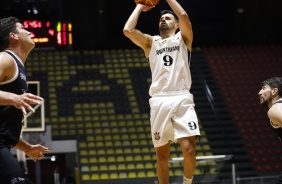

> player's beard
[260,95,272,107]
[159,24,171,32]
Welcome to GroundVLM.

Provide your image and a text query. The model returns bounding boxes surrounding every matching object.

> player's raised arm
[166,0,193,50]
[123,3,154,57]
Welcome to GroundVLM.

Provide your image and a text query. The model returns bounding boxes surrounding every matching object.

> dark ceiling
[1,0,282,50]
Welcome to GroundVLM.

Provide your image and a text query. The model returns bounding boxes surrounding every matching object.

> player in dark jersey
[258,77,282,184]
[0,17,50,184]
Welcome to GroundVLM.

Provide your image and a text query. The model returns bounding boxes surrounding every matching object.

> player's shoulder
[0,51,13,60]
[268,104,282,119]
[0,51,16,69]
[272,101,282,110]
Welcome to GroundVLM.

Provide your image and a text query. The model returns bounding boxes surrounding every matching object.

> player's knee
[156,154,170,163]
[182,144,195,158]
[155,148,170,162]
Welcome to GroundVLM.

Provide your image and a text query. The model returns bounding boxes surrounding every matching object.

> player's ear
[10,32,18,39]
[174,23,179,31]
[272,88,278,95]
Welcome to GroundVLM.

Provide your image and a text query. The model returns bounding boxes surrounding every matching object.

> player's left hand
[136,3,155,12]
[25,144,51,162]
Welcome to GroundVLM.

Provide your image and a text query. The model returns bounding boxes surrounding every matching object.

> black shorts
[0,147,27,184]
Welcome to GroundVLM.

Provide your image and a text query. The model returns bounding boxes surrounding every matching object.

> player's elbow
[123,28,133,38]
[178,11,189,21]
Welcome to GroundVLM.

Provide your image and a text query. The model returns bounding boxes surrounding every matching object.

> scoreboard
[23,20,73,50]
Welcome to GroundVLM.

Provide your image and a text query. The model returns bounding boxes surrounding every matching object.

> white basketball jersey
[148,32,192,96]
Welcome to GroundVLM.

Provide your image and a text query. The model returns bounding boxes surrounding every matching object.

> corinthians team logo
[154,132,160,140]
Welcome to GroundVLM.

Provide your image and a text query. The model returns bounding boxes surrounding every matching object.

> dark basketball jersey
[0,50,28,147]
[271,100,282,142]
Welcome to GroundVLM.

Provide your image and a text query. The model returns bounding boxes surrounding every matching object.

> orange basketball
[134,0,159,6]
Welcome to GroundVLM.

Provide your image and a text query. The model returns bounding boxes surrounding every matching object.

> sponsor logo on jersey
[156,46,179,55]
[20,73,26,81]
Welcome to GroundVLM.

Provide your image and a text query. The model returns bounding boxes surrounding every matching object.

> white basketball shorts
[149,92,200,148]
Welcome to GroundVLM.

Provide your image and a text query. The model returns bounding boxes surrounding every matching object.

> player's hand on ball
[137,3,155,12]
[134,0,159,6]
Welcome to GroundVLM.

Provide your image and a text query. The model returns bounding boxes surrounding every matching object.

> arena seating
[25,45,282,183]
[25,48,216,183]
[204,44,282,176]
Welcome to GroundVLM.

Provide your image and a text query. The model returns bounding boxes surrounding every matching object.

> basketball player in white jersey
[124,1,200,184]
[258,77,282,184]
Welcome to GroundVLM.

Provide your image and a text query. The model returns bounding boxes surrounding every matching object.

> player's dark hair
[261,77,282,97]
[0,17,20,51]
[160,10,178,22]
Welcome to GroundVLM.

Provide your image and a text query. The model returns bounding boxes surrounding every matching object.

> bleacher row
[25,48,216,183]
[204,44,282,175]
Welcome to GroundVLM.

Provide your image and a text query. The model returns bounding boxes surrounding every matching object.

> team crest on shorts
[11,177,25,184]
[154,132,160,140]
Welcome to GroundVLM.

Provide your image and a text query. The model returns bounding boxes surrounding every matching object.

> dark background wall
[1,0,282,50]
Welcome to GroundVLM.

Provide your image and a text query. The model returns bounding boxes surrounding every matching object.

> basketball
[134,0,159,6]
